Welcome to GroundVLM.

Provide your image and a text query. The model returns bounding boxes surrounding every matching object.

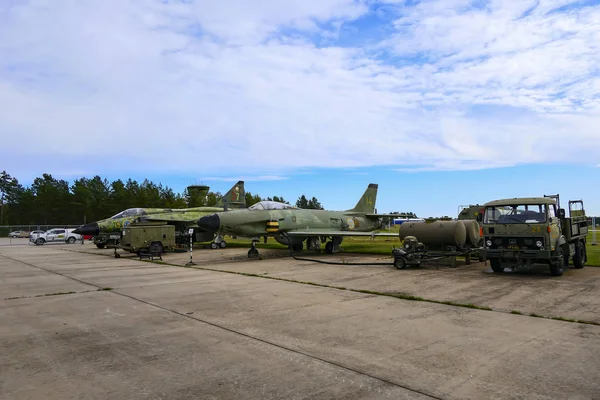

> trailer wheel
[394,257,407,270]
[149,242,164,254]
[489,258,504,273]
[573,241,585,269]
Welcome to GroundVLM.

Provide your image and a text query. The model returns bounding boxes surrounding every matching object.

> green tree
[30,174,71,225]
[308,196,323,210]
[108,179,129,216]
[266,196,289,204]
[296,195,323,209]
[0,171,19,225]
[295,195,309,208]
[245,191,262,207]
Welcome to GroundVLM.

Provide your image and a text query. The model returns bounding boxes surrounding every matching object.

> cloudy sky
[1,0,599,216]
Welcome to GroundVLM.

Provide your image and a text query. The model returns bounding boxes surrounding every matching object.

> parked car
[29,230,45,238]
[30,228,82,245]
[8,230,30,238]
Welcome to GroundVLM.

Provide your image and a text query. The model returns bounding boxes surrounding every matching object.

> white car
[8,230,30,238]
[30,228,82,245]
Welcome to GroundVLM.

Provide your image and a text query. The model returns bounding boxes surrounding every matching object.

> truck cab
[481,195,587,276]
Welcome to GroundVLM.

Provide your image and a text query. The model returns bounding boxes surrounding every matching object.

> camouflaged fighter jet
[73,181,245,249]
[196,183,404,258]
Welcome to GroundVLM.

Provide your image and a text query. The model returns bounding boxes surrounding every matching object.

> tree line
[0,171,324,226]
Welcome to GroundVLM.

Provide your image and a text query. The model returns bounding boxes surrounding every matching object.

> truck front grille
[489,237,544,250]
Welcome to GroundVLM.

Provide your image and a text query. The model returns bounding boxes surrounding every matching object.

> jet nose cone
[73,222,100,236]
[197,214,220,233]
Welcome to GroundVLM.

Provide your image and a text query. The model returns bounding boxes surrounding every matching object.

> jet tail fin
[216,181,246,210]
[346,183,378,214]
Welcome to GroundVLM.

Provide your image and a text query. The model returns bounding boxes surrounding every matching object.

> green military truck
[481,194,588,276]
[120,222,175,255]
[457,204,484,222]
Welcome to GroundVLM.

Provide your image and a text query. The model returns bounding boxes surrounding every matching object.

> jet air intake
[196,214,220,233]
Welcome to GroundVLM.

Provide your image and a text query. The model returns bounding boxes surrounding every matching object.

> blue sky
[1,0,599,216]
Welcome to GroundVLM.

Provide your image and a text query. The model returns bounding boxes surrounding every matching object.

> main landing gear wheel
[325,241,334,254]
[96,243,106,249]
[220,241,227,248]
[211,242,218,249]
[291,243,303,252]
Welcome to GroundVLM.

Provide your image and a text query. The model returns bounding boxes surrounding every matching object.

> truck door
[45,229,56,241]
[548,204,560,249]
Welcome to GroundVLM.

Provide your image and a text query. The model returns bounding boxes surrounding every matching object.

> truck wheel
[96,243,106,249]
[35,238,45,245]
[573,241,586,269]
[550,249,565,276]
[489,258,504,273]
[67,237,76,244]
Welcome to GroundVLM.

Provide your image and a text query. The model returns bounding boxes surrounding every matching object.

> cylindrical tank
[399,220,467,249]
[461,219,481,247]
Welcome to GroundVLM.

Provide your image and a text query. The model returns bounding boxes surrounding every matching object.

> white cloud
[0,0,599,179]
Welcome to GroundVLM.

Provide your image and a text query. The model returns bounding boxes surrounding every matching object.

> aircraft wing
[143,216,196,223]
[365,213,416,218]
[285,230,399,237]
[139,216,200,230]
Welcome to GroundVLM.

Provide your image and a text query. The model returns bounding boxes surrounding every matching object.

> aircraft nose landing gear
[248,239,260,258]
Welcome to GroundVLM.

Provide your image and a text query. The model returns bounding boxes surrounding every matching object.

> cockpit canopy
[110,208,146,219]
[248,201,298,211]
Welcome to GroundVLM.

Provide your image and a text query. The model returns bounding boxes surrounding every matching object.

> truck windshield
[484,204,547,224]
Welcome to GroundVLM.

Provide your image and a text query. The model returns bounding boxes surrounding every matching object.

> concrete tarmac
[1,242,599,399]
[58,240,600,323]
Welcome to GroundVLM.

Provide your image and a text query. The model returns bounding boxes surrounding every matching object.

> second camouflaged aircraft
[197,183,407,258]
[73,181,246,248]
